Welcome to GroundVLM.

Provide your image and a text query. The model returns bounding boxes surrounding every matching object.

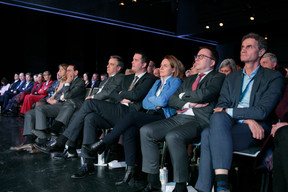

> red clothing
[20,80,53,114]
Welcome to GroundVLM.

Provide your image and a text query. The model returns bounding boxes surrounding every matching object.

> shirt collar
[242,65,260,78]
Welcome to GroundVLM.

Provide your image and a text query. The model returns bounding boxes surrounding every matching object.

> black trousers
[100,111,165,166]
[273,126,288,192]
[63,99,129,147]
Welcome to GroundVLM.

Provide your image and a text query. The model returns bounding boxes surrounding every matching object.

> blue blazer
[22,81,34,93]
[142,77,182,118]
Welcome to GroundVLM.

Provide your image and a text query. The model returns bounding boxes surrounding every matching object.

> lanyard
[239,76,255,102]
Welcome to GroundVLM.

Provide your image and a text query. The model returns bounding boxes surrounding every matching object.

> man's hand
[271,122,288,137]
[66,74,74,84]
[121,99,133,104]
[214,107,226,113]
[243,119,265,140]
[47,98,58,105]
[189,102,209,108]
[86,96,93,100]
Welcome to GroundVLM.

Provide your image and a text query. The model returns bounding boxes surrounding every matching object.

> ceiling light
[250,16,255,21]
[219,22,224,27]
[132,0,137,2]
[119,1,124,6]
[205,25,210,29]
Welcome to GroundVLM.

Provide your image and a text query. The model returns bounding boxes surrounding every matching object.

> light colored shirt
[227,65,260,122]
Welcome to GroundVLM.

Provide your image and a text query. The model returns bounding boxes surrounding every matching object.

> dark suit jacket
[110,72,157,112]
[93,73,125,102]
[169,70,226,128]
[8,80,20,91]
[54,76,86,108]
[21,81,34,93]
[217,66,284,125]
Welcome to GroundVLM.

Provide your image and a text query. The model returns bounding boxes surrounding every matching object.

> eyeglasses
[194,54,215,61]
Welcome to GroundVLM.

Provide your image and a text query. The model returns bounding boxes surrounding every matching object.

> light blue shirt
[227,65,260,123]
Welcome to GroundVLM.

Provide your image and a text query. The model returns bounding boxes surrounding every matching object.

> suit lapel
[249,67,263,106]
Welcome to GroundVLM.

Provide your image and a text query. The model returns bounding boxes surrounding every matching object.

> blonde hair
[163,55,185,80]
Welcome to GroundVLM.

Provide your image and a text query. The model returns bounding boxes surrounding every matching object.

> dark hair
[135,50,149,65]
[1,77,8,85]
[242,32,268,51]
[199,45,219,67]
[110,55,124,72]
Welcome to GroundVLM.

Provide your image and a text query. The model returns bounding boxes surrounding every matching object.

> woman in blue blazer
[86,55,185,185]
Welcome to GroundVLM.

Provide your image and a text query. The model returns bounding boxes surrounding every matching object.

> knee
[200,128,210,145]
[165,131,179,145]
[275,126,288,144]
[25,110,34,119]
[140,125,154,139]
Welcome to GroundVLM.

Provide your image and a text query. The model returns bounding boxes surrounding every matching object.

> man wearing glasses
[195,33,284,192]
[138,46,225,192]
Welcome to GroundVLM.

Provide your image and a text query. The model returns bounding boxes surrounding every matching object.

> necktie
[177,73,205,114]
[128,76,139,91]
[191,73,205,91]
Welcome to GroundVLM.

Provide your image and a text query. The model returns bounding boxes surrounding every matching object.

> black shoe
[85,140,107,156]
[71,163,95,179]
[136,183,162,192]
[53,148,78,160]
[33,141,51,154]
[34,140,64,154]
[46,140,65,153]
[115,166,135,186]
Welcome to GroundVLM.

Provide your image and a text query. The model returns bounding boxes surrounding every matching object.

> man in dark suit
[4,72,34,113]
[37,55,125,158]
[195,33,284,192]
[139,46,225,192]
[32,64,86,148]
[45,51,156,178]
[1,72,26,114]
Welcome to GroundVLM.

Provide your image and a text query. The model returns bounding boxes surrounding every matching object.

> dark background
[0,0,288,81]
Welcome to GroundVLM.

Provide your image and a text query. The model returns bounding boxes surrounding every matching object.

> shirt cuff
[227,108,233,117]
[64,83,70,86]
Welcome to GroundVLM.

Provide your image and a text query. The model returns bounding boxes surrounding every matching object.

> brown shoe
[10,144,33,151]
[29,148,41,153]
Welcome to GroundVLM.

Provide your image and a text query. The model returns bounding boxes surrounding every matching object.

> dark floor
[0,116,271,192]
[0,116,147,192]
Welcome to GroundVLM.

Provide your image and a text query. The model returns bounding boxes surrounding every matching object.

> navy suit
[195,67,284,192]
[2,80,26,110]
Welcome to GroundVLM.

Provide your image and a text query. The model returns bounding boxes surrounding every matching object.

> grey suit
[93,73,125,102]
[140,71,225,183]
[195,67,284,192]
[62,72,125,143]
[34,77,86,130]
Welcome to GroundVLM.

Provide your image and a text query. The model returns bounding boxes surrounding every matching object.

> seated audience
[138,46,225,192]
[100,73,108,82]
[195,33,284,192]
[9,64,68,153]
[218,58,237,76]
[20,71,53,114]
[86,55,184,185]
[4,73,34,114]
[0,77,10,108]
[1,72,25,114]
[31,64,85,148]
[41,51,156,179]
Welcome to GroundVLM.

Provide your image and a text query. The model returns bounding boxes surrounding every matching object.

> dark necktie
[177,73,205,114]
[128,76,139,91]
[192,73,205,91]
